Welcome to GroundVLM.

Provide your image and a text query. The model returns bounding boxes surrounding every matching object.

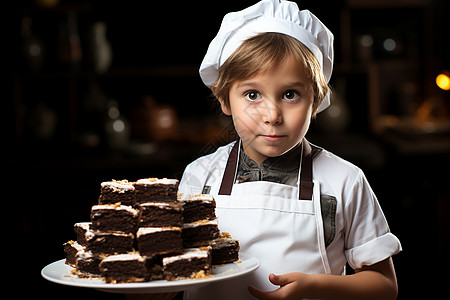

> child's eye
[244,91,262,102]
[282,90,300,102]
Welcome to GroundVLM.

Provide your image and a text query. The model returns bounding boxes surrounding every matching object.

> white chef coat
[179,140,401,299]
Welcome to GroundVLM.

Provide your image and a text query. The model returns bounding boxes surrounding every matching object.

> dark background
[4,0,449,299]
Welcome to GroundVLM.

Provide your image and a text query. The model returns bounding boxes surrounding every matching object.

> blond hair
[212,32,330,117]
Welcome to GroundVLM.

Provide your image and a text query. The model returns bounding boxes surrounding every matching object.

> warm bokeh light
[436,73,450,91]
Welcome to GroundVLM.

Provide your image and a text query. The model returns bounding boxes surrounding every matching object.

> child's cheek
[233,114,253,138]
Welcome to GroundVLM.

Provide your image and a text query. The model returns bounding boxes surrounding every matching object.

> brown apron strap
[299,140,313,200]
[218,139,321,199]
[218,140,240,195]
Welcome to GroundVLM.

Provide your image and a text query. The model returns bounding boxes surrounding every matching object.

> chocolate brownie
[76,250,102,277]
[85,230,134,255]
[182,219,220,247]
[90,204,140,234]
[163,247,212,280]
[136,227,183,256]
[210,232,240,264]
[73,222,91,246]
[134,178,179,203]
[139,202,183,227]
[63,240,84,267]
[98,180,136,206]
[180,194,216,223]
[99,253,148,283]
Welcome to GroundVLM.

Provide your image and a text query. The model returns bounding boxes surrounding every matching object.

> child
[179,1,402,299]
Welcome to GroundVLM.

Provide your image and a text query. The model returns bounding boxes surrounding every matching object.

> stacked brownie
[63,178,239,283]
[64,179,150,282]
[180,194,239,265]
[98,180,136,206]
[179,194,220,248]
[134,178,184,258]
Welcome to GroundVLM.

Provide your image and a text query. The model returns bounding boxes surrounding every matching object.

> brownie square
[180,194,216,223]
[182,219,220,247]
[76,251,102,277]
[134,178,179,203]
[86,231,134,255]
[90,204,140,234]
[74,222,91,246]
[136,227,183,256]
[99,253,148,283]
[139,202,183,227]
[210,232,240,264]
[63,240,84,267]
[163,247,212,280]
[98,180,136,206]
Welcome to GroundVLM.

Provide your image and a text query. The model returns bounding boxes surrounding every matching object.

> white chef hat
[199,0,334,113]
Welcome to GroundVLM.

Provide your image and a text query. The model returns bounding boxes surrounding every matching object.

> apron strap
[218,139,321,200]
[299,141,313,200]
[218,140,240,195]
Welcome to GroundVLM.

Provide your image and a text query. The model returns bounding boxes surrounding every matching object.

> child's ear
[219,99,232,116]
[211,86,231,116]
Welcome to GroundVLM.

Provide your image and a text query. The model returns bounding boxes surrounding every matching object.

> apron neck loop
[299,140,313,200]
[218,139,315,200]
[218,140,240,195]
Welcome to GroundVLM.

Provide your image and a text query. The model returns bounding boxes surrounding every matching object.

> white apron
[184,139,331,300]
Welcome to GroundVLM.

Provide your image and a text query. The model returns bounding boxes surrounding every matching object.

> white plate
[41,255,260,294]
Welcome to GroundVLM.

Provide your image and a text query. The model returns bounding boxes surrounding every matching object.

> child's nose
[262,100,282,125]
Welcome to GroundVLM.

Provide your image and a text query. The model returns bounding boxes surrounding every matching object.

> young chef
[179,1,402,299]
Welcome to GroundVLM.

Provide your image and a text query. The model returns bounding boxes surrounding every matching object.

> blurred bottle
[356,34,374,62]
[20,16,45,71]
[131,95,156,141]
[79,82,107,148]
[90,22,112,74]
[105,100,130,150]
[27,103,57,140]
[131,95,179,143]
[58,11,82,70]
[151,103,179,142]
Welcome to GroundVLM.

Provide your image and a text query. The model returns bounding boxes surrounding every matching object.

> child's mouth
[260,135,286,142]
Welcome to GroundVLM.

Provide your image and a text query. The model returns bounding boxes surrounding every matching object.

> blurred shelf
[7,64,199,79]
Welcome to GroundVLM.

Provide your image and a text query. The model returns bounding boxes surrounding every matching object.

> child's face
[221,54,314,165]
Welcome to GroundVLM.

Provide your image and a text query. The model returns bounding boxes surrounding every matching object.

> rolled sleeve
[345,232,402,269]
[343,169,402,269]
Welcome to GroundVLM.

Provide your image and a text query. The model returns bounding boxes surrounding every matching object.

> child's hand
[248,259,398,300]
[248,272,313,300]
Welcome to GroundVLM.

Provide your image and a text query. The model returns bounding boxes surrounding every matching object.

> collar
[219,139,316,199]
[238,142,301,175]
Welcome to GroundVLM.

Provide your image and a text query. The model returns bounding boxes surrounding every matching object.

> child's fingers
[248,285,278,300]
[248,273,298,299]
[268,273,294,287]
